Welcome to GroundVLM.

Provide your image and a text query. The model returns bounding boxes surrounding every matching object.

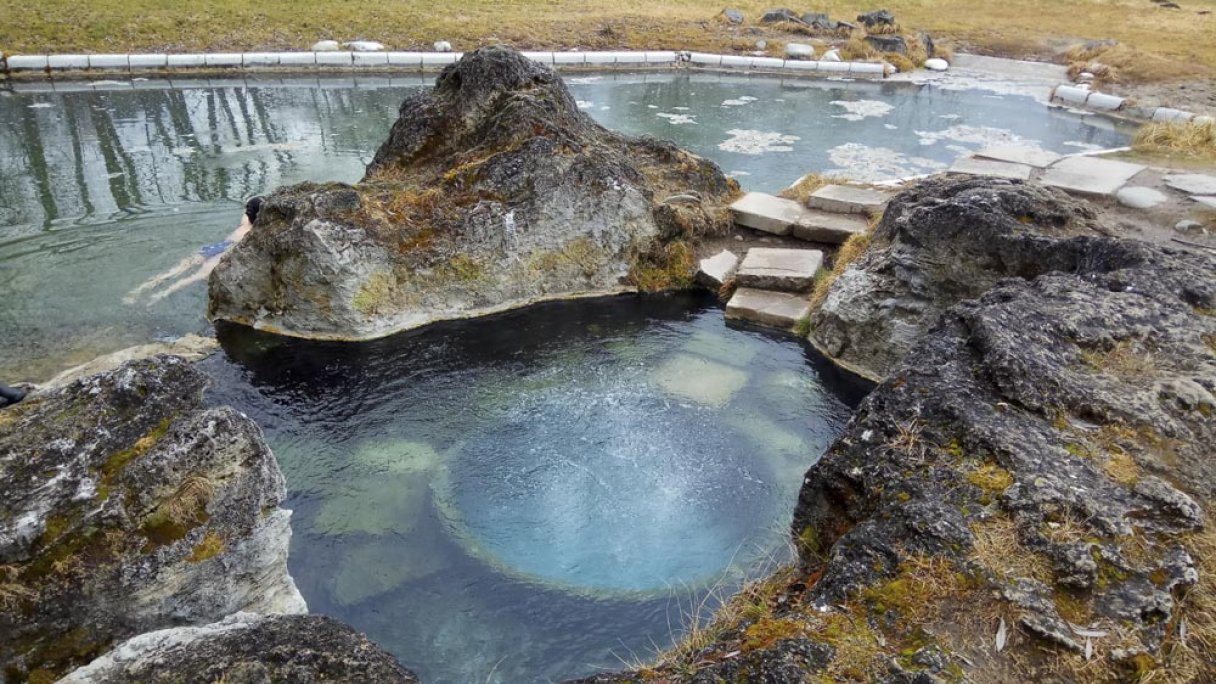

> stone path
[724,288,812,328]
[806,185,893,215]
[1040,157,1147,197]
[949,148,1159,201]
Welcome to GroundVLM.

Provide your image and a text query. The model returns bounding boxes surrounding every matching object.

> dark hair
[245,196,265,223]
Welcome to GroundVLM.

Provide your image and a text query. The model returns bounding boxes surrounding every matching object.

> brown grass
[1133,120,1216,159]
[970,516,1053,582]
[779,173,839,204]
[2,0,1214,80]
[808,219,876,312]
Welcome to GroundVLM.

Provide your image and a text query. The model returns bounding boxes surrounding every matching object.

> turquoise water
[203,293,865,683]
[0,72,1131,380]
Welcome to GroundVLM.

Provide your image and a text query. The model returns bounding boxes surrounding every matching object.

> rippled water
[203,293,866,683]
[0,72,1133,381]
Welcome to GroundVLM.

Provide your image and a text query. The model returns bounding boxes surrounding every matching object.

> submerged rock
[60,612,416,683]
[811,176,1105,380]
[0,356,306,680]
[208,46,737,340]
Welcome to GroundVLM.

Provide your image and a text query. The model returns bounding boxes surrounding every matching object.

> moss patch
[352,271,398,315]
[187,531,225,563]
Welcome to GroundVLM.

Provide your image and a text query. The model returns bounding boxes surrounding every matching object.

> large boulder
[60,613,416,683]
[0,356,306,681]
[208,46,737,341]
[810,177,1106,380]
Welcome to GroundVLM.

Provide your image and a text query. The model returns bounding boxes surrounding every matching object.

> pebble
[345,41,384,52]
[821,48,842,62]
[1115,186,1168,210]
[311,40,340,52]
[785,43,815,60]
[1174,219,1204,233]
[755,40,768,50]
[433,40,453,52]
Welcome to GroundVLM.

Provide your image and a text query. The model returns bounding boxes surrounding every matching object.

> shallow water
[0,71,1133,381]
[203,292,865,683]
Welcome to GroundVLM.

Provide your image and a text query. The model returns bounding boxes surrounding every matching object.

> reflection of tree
[0,81,413,229]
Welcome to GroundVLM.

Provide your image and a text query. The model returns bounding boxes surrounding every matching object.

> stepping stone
[735,248,823,292]
[1116,186,1168,209]
[1040,156,1147,197]
[1164,174,1216,195]
[792,210,869,244]
[949,156,1033,181]
[806,185,893,215]
[730,192,804,236]
[696,249,739,289]
[725,288,811,329]
[975,143,1062,169]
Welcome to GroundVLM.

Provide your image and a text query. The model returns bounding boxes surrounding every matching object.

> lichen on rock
[0,356,306,681]
[208,46,738,341]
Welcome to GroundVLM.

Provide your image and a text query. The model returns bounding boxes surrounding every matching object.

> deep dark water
[202,292,868,683]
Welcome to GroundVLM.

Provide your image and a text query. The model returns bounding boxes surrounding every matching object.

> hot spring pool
[203,292,866,683]
[0,70,1134,381]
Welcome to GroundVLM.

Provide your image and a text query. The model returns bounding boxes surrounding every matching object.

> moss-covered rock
[209,46,738,341]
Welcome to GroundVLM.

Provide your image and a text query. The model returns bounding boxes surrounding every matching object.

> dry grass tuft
[808,225,875,313]
[0,565,37,611]
[162,475,216,528]
[971,516,1053,582]
[1063,41,1206,86]
[1148,525,1216,683]
[1080,339,1156,381]
[779,173,840,203]
[1133,120,1216,159]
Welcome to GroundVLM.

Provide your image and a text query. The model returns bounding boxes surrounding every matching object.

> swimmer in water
[125,197,263,305]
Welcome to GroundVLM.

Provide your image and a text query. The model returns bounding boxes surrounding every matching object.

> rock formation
[0,356,306,681]
[60,613,417,683]
[811,177,1106,380]
[208,46,737,341]
[579,176,1216,682]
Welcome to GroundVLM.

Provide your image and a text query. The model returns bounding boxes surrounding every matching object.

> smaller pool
[204,293,865,683]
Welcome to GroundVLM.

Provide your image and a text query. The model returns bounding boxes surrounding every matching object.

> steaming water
[0,72,1132,380]
[203,293,866,683]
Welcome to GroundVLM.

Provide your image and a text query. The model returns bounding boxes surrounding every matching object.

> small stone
[1116,186,1168,209]
[760,8,804,24]
[924,57,949,71]
[864,34,907,55]
[696,249,740,289]
[1163,173,1216,195]
[433,40,453,52]
[311,40,340,52]
[857,9,897,27]
[734,234,745,241]
[345,40,385,52]
[1077,71,1096,83]
[801,12,836,29]
[1174,219,1203,233]
[755,40,768,50]
[785,43,815,59]
[821,48,842,62]
[719,8,745,24]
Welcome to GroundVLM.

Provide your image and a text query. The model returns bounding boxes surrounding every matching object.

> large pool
[0,71,1133,381]
[203,293,865,683]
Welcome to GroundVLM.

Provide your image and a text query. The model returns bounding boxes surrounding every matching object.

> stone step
[791,209,870,244]
[735,247,823,292]
[949,156,1033,181]
[975,143,1062,169]
[729,192,805,236]
[1040,156,1147,198]
[725,288,811,330]
[806,184,893,215]
[695,249,740,289]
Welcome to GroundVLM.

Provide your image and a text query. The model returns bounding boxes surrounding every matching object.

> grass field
[1,0,1215,81]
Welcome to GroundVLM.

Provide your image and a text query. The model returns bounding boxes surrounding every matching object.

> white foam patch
[721,95,759,107]
[829,100,895,121]
[718,130,801,155]
[915,125,1027,147]
[824,143,947,182]
[576,100,593,110]
[565,76,603,84]
[727,170,752,177]
[1063,140,1103,151]
[656,112,697,125]
[28,102,54,109]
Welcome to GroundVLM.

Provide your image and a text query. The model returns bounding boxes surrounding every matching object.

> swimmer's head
[245,196,265,223]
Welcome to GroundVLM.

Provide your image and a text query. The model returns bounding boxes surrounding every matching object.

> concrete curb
[1051,83,1214,125]
[0,50,886,80]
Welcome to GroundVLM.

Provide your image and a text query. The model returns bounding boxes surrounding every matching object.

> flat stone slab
[725,288,811,330]
[1164,174,1216,195]
[696,249,740,289]
[975,143,1062,169]
[1040,156,1147,197]
[792,209,869,244]
[1116,186,1168,210]
[1193,196,1216,209]
[730,192,804,235]
[806,185,893,215]
[735,247,824,292]
[949,156,1033,180]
